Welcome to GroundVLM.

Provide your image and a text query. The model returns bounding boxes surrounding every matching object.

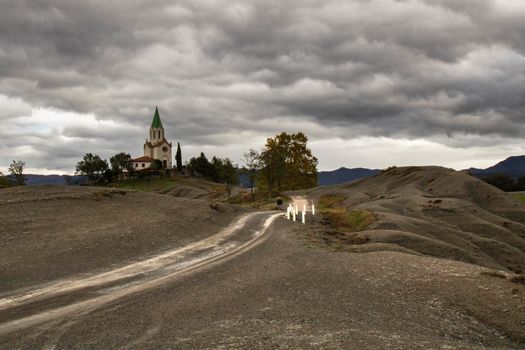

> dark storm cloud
[1,0,525,172]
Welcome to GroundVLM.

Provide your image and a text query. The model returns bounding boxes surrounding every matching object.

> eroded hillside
[308,166,525,273]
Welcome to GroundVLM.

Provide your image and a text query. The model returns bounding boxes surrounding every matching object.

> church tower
[143,107,172,168]
[149,107,165,143]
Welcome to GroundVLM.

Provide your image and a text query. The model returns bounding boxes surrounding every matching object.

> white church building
[131,107,173,171]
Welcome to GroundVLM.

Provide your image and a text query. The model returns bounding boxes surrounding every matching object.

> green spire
[151,106,163,129]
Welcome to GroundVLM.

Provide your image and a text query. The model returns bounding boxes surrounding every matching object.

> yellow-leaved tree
[257,132,318,198]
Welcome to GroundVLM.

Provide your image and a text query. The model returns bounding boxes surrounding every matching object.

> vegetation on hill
[480,173,525,192]
[76,153,110,184]
[0,171,16,188]
[187,153,238,201]
[516,194,525,204]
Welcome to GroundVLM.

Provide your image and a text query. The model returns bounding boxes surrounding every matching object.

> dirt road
[0,211,281,338]
[1,206,524,348]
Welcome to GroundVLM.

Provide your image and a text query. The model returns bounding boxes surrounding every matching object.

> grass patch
[323,208,376,232]
[515,194,525,204]
[319,194,346,209]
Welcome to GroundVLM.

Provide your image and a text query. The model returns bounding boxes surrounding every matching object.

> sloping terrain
[469,155,525,178]
[114,174,245,202]
[308,166,525,273]
[0,185,241,295]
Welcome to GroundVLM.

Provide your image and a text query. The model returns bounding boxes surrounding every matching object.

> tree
[241,149,259,200]
[75,153,109,185]
[175,142,183,171]
[8,160,26,185]
[214,158,238,202]
[188,152,214,178]
[110,152,131,175]
[257,132,318,197]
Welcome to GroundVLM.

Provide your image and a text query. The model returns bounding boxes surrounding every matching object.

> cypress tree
[175,142,182,171]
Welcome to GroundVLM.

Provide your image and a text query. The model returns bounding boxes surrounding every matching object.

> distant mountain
[19,174,88,186]
[467,156,525,179]
[318,167,381,186]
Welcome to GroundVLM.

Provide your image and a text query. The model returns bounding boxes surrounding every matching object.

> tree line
[481,174,525,192]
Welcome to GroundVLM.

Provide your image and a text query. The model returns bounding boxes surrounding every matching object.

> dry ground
[1,219,524,349]
[305,166,525,274]
[1,181,524,348]
[0,185,241,295]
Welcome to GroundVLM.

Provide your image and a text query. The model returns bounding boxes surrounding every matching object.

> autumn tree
[175,142,183,171]
[257,132,318,197]
[75,153,109,185]
[8,160,26,186]
[241,149,260,200]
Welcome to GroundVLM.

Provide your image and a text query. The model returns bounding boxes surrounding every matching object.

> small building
[130,156,154,171]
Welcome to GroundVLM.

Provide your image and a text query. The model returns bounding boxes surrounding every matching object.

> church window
[162,146,168,152]
[142,163,145,168]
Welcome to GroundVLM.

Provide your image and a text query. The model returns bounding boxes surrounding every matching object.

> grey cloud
[1,0,525,172]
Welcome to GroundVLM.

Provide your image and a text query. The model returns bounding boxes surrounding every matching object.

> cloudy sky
[1,0,524,174]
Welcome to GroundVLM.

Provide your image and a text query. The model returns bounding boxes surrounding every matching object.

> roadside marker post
[302,210,305,224]
[293,209,296,222]
[312,204,315,215]
[295,205,298,215]
[286,206,290,220]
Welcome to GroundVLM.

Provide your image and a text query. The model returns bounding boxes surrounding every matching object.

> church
[131,107,173,171]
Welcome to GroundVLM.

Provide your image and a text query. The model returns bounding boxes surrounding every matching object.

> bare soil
[1,219,524,349]
[306,166,525,273]
[0,185,241,295]
[1,181,524,348]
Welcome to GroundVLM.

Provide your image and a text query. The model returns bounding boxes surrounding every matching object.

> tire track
[0,211,282,336]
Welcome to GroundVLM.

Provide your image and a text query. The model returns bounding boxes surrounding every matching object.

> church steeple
[151,106,164,129]
[149,106,165,142]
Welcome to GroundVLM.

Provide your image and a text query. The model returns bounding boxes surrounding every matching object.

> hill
[468,155,525,178]
[306,166,525,273]
[0,185,242,294]
[318,167,381,186]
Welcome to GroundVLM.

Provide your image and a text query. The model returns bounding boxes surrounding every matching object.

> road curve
[0,211,282,336]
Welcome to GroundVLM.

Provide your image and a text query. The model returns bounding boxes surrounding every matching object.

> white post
[303,204,306,213]
[302,210,305,224]
[293,209,296,222]
[286,207,290,220]
[295,205,298,215]
[312,204,315,215]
